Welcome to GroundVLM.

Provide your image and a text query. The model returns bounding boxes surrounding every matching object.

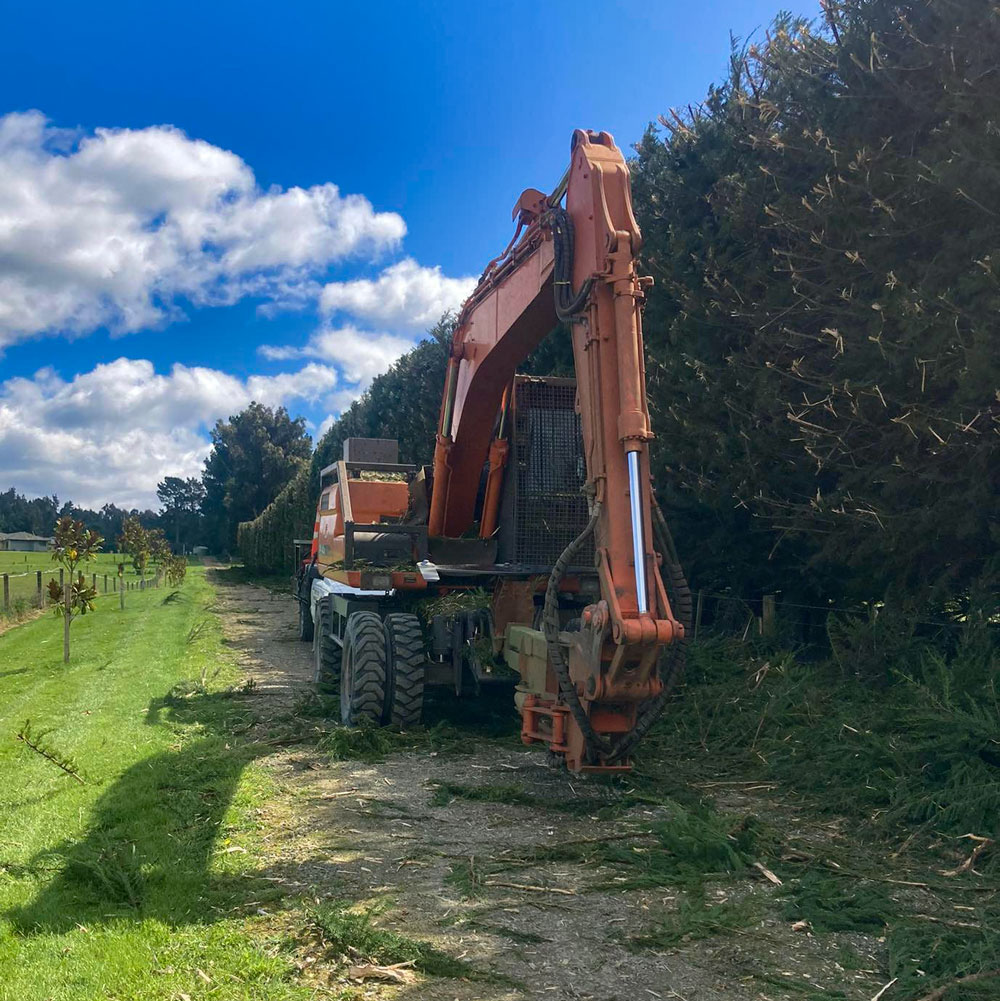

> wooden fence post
[694,589,704,641]
[36,570,42,607]
[104,574,108,593]
[762,594,776,638]
[2,574,8,613]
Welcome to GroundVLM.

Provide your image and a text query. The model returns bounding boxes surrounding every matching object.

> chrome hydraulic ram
[627,449,648,614]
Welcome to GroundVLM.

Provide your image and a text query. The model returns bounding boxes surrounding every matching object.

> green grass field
[0,552,126,573]
[0,566,315,1001]
[0,553,154,617]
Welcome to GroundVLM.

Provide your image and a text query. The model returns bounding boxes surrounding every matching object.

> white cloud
[0,358,339,508]
[260,324,416,386]
[0,112,471,508]
[259,258,471,406]
[0,110,406,346]
[319,258,475,329]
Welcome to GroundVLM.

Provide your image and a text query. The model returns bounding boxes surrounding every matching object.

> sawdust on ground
[209,569,887,1001]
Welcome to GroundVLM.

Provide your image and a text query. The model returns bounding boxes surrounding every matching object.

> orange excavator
[296,130,691,772]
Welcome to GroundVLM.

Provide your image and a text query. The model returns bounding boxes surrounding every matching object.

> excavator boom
[428,130,689,771]
[299,130,688,772]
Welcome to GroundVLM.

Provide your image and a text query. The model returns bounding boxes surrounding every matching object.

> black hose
[541,495,692,766]
[550,206,594,321]
[541,500,612,762]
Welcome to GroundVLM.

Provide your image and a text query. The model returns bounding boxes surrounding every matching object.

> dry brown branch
[869,979,897,1001]
[348,962,416,984]
[938,834,992,877]
[914,970,1000,1001]
[483,880,576,895]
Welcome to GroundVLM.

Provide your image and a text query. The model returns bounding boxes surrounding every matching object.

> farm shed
[0,532,53,552]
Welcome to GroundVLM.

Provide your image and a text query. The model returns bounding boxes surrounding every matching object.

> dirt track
[209,571,883,1001]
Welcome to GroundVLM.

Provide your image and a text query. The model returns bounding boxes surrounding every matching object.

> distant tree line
[0,489,161,547]
[2,402,313,557]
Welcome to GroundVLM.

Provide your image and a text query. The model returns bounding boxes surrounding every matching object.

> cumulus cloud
[0,111,474,507]
[259,258,473,412]
[0,358,339,508]
[319,258,475,329]
[0,110,406,346]
[260,325,417,386]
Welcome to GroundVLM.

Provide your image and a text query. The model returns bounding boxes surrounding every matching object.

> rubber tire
[313,603,341,692]
[299,592,314,642]
[383,613,425,727]
[340,611,388,726]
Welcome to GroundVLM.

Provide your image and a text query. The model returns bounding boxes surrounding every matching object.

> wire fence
[1,567,161,617]
[690,587,978,644]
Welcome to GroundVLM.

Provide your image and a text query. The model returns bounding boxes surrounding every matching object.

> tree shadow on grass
[10,668,523,936]
[9,684,274,935]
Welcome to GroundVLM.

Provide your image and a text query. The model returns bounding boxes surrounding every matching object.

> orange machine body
[315,481,409,564]
[428,130,684,771]
[300,131,686,772]
[309,461,427,593]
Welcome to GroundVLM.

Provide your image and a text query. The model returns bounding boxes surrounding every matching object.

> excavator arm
[428,130,688,771]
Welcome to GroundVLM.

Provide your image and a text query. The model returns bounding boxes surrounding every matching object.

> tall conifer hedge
[632,0,999,615]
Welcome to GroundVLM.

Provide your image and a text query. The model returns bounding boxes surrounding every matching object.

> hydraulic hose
[541,495,692,766]
[544,197,692,765]
[550,206,594,321]
[541,498,612,761]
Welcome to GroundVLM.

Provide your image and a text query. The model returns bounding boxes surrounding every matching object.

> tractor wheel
[383,613,425,727]
[313,604,341,692]
[340,611,387,726]
[298,593,314,642]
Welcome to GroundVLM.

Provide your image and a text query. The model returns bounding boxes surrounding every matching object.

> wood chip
[870,977,897,1001]
[348,962,416,984]
[753,861,782,885]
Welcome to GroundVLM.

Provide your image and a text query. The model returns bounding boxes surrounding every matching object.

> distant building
[191,546,209,557]
[0,531,54,552]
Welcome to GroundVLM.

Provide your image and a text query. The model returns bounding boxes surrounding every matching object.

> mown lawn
[0,552,152,615]
[0,567,314,1001]
[0,552,127,574]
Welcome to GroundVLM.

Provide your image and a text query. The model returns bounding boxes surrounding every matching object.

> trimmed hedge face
[631,2,1000,614]
[236,462,313,573]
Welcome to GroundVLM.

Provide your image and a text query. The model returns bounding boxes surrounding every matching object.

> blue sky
[0,0,818,508]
